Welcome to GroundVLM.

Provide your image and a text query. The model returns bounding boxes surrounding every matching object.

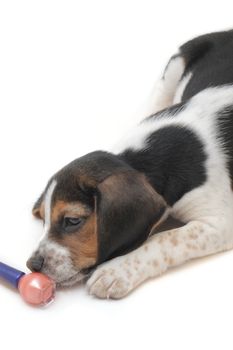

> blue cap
[0,262,25,289]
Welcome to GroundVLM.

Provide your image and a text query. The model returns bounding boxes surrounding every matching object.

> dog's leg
[87,219,233,299]
[142,54,186,117]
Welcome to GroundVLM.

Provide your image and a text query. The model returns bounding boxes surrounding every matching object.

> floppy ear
[32,193,45,220]
[96,170,167,264]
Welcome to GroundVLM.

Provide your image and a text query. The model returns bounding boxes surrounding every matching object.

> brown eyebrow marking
[51,200,92,223]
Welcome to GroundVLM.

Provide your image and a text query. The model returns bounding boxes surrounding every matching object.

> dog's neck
[118,125,207,206]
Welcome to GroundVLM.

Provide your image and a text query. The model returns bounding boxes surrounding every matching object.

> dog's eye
[64,217,82,227]
[61,216,86,233]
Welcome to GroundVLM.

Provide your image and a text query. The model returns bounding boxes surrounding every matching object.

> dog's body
[28,30,233,298]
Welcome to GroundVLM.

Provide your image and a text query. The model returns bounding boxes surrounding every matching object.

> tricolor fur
[28,30,233,298]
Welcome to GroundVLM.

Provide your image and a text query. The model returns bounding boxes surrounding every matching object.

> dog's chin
[55,272,86,288]
[41,268,86,288]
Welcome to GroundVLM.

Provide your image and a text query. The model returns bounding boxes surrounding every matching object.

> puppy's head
[27,151,167,287]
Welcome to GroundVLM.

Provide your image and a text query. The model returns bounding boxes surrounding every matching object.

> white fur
[141,54,185,117]
[88,85,233,299]
[39,180,57,242]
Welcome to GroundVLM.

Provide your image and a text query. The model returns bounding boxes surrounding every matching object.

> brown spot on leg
[134,257,140,265]
[189,233,198,240]
[126,270,132,279]
[186,243,198,250]
[157,235,165,244]
[170,236,178,246]
[168,257,174,265]
[124,259,131,267]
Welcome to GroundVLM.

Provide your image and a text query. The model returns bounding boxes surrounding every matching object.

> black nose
[26,256,44,272]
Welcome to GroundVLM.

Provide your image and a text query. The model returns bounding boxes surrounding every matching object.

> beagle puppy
[28,29,233,299]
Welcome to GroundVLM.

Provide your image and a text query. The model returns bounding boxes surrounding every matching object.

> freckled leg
[86,219,233,299]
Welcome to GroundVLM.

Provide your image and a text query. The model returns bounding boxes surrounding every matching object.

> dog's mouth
[55,272,84,288]
[55,268,93,288]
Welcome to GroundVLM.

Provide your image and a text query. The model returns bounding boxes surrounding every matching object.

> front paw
[86,261,132,299]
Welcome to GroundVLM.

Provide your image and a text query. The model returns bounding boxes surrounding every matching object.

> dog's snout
[26,255,44,272]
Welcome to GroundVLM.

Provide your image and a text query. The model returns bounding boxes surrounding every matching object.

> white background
[0,1,233,349]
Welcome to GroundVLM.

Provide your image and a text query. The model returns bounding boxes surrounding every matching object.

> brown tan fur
[51,200,98,270]
[32,201,45,220]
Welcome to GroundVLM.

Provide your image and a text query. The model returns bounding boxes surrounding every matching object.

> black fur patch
[217,105,233,183]
[119,125,207,206]
[180,30,233,101]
